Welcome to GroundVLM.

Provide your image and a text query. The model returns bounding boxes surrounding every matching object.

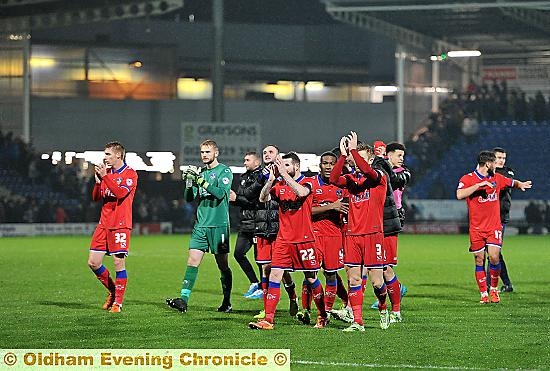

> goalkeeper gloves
[182,169,209,189]
[184,169,199,182]
[196,176,209,188]
[183,169,199,189]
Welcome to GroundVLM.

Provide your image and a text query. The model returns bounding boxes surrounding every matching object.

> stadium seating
[408,121,549,200]
[0,165,79,207]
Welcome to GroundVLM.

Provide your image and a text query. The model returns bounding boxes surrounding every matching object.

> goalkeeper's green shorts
[189,226,230,254]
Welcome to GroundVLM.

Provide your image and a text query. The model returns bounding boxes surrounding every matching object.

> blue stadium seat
[408,121,549,200]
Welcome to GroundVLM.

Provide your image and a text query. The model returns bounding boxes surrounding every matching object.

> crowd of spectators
[524,200,550,235]
[462,80,550,122]
[0,128,199,226]
[405,81,550,193]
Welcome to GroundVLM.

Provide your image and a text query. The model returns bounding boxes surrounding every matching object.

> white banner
[0,223,173,237]
[408,199,531,222]
[0,223,97,237]
[180,122,261,166]
[482,65,550,92]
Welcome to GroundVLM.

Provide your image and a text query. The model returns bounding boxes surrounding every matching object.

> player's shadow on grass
[38,300,93,309]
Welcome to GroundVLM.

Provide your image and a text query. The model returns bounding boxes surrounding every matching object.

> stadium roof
[3,0,549,65]
[322,0,550,64]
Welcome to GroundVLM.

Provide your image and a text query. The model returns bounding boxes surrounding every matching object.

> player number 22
[114,232,127,244]
[301,248,315,261]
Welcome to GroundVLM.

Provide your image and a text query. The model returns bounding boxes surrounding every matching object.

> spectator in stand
[516,91,528,121]
[55,204,67,223]
[533,91,547,122]
[0,200,5,223]
[525,200,545,235]
[545,201,550,231]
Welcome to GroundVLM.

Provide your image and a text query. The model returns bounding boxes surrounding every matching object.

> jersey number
[375,243,385,261]
[114,232,127,245]
[301,248,315,261]
[494,230,502,241]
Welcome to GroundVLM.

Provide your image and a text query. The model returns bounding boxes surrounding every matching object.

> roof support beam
[0,0,57,6]
[499,7,550,35]
[0,0,184,33]
[324,1,550,12]
[324,3,471,70]
[326,7,470,59]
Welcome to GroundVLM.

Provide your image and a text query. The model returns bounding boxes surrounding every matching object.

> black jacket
[496,165,514,224]
[232,167,263,233]
[253,168,279,238]
[371,157,402,236]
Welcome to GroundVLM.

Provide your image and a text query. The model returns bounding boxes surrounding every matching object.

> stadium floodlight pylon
[0,0,184,33]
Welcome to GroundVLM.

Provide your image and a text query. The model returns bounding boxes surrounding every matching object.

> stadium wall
[30,98,396,154]
[32,20,396,82]
[0,222,172,237]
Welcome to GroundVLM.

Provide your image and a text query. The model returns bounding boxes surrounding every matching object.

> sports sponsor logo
[478,191,498,203]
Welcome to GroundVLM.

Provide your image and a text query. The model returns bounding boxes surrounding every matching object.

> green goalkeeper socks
[180,265,199,303]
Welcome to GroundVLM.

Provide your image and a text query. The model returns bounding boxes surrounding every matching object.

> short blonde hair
[200,139,218,149]
[105,141,125,160]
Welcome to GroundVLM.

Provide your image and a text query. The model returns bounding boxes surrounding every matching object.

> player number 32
[114,232,127,245]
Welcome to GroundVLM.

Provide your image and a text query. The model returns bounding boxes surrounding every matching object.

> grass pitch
[1,234,549,370]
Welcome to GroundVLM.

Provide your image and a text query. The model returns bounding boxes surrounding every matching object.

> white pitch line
[292,360,491,370]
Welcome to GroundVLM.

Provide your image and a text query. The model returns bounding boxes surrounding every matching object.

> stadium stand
[407,120,550,200]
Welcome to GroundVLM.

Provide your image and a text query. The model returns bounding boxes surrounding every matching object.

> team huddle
[165,132,412,332]
[86,134,531,332]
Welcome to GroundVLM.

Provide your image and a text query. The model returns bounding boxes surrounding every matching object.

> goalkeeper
[166,139,234,313]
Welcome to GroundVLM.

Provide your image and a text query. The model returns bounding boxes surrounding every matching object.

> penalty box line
[293,359,492,370]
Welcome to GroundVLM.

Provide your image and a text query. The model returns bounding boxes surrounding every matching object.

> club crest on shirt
[336,189,343,198]
[210,173,216,180]
[126,178,133,186]
[116,177,122,184]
